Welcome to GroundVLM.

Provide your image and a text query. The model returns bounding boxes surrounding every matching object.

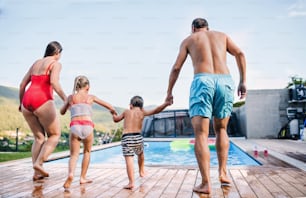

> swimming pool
[50,140,261,166]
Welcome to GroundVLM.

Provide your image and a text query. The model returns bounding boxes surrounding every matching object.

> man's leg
[213,117,231,185]
[192,116,211,194]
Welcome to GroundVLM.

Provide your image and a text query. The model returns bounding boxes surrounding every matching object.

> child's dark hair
[130,96,143,108]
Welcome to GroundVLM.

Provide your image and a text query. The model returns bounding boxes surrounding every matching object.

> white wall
[245,89,289,138]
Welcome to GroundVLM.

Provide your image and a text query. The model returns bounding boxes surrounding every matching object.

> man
[166,18,246,194]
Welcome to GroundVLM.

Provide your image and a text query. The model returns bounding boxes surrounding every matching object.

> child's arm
[92,95,116,114]
[143,101,170,116]
[60,95,71,115]
[112,111,125,123]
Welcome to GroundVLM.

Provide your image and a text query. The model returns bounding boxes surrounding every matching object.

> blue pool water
[50,141,261,166]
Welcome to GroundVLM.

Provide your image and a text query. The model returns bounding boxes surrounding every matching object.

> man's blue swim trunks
[189,73,235,119]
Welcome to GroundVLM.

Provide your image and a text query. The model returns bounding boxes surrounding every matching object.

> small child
[60,75,116,189]
[112,95,170,189]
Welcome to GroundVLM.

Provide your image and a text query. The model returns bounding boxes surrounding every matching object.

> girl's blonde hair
[73,75,90,93]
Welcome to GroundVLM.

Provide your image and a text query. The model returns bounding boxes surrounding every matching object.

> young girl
[60,75,116,189]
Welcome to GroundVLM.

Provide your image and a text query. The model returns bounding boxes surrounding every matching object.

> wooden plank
[269,171,304,198]
[176,169,197,198]
[1,161,306,197]
[255,170,290,197]
[230,169,257,198]
[160,169,187,197]
[128,168,168,198]
[145,169,177,198]
[240,169,273,198]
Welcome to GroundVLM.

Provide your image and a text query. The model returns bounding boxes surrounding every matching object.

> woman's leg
[80,132,93,184]
[32,101,61,176]
[64,133,81,188]
[21,106,46,180]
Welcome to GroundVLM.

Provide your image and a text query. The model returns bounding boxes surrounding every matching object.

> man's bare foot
[219,175,231,186]
[193,183,211,194]
[80,178,93,184]
[123,183,134,189]
[63,175,73,189]
[33,164,49,177]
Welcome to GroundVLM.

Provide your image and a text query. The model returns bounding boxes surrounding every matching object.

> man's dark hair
[192,18,209,29]
[130,96,144,108]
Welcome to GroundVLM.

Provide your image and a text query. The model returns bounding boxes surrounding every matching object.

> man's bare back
[184,30,230,74]
[181,28,245,77]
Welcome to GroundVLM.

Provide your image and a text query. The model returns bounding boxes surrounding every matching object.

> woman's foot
[33,164,49,177]
[193,183,211,194]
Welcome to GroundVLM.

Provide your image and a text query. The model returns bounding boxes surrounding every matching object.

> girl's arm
[112,111,125,123]
[92,95,116,114]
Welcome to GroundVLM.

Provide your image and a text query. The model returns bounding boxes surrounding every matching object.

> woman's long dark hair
[44,41,62,57]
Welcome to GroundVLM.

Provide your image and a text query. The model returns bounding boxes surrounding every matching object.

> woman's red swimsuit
[22,67,53,112]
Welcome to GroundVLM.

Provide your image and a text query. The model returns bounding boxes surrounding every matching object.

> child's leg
[63,133,81,189]
[137,152,146,177]
[124,156,135,189]
[80,132,93,184]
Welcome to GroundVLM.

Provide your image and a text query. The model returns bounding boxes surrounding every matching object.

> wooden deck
[0,158,305,198]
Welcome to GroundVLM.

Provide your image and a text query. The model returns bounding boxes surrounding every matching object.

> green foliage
[111,127,123,142]
[233,101,245,107]
[0,85,123,136]
[0,97,30,132]
[0,152,32,162]
[287,76,306,88]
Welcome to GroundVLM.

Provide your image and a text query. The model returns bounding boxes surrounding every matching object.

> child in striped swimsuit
[112,95,170,189]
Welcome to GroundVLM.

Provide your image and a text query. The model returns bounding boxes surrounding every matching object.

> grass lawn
[0,152,32,162]
[0,146,70,162]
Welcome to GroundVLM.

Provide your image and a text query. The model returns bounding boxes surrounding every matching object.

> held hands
[165,93,174,105]
[110,109,117,116]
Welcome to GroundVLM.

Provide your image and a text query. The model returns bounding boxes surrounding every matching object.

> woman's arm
[50,62,67,101]
[19,66,32,112]
[60,95,72,115]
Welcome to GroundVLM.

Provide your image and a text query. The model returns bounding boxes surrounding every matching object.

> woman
[19,41,67,180]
